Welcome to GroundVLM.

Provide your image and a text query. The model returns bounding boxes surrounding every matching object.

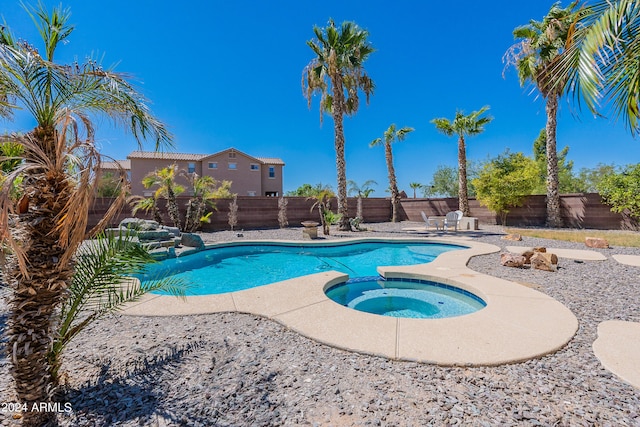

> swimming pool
[141,240,466,295]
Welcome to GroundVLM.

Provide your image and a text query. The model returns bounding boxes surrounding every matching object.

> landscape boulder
[181,233,205,249]
[585,237,609,249]
[501,233,522,241]
[500,252,526,268]
[522,247,548,264]
[120,218,160,231]
[530,252,558,272]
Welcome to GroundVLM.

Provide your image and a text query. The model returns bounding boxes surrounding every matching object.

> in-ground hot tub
[325,277,486,319]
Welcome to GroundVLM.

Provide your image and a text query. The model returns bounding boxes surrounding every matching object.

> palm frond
[55,231,188,355]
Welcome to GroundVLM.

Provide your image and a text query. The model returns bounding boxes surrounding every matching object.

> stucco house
[101,148,285,197]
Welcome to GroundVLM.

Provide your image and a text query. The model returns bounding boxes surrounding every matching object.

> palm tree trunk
[458,135,470,216]
[152,196,163,225]
[545,95,563,227]
[330,74,352,231]
[166,187,181,229]
[385,142,399,222]
[9,168,71,427]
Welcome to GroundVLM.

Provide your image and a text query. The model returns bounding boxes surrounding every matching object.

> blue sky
[2,0,639,196]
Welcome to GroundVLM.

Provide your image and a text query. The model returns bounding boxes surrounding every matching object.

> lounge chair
[443,210,463,231]
[421,211,442,231]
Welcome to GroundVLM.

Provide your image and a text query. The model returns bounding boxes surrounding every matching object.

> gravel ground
[1,222,640,426]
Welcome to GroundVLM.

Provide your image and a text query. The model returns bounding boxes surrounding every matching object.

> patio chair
[420,211,442,231]
[443,210,462,231]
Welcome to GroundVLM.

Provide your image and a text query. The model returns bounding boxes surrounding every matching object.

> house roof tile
[127,151,207,161]
[101,159,131,170]
[127,150,284,165]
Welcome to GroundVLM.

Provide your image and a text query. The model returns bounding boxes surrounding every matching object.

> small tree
[473,151,538,225]
[278,196,289,228]
[597,163,640,221]
[423,162,482,198]
[141,165,185,228]
[51,232,186,382]
[577,163,619,193]
[409,182,423,198]
[228,194,239,231]
[308,187,335,235]
[347,179,377,220]
[182,173,232,233]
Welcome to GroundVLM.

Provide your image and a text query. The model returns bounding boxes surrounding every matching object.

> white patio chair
[420,211,442,231]
[443,210,462,231]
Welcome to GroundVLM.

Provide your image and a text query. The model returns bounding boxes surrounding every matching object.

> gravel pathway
[1,222,640,426]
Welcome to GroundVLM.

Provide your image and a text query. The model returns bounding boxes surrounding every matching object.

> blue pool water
[325,277,486,319]
[142,241,465,295]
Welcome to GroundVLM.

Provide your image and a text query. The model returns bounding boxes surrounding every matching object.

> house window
[265,191,278,197]
[250,163,260,171]
[188,162,196,173]
[228,162,237,170]
[229,152,236,159]
[247,191,257,196]
[208,162,217,169]
[268,166,275,178]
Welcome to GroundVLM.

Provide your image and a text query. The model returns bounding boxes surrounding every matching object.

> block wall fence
[88,193,638,231]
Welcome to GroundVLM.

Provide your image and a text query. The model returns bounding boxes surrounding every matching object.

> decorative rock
[500,252,526,268]
[585,237,609,249]
[120,218,160,231]
[181,232,205,249]
[162,226,182,237]
[533,246,547,253]
[502,234,523,241]
[530,252,558,272]
[137,229,170,241]
[522,250,534,264]
[104,227,137,238]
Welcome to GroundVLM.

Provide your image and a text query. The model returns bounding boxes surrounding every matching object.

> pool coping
[122,236,579,366]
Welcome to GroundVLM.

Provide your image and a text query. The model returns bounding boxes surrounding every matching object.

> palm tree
[141,164,185,229]
[347,179,377,220]
[409,182,423,198]
[503,1,581,227]
[303,19,375,231]
[51,231,186,383]
[370,124,414,222]
[182,173,232,232]
[307,186,335,235]
[555,0,640,135]
[431,107,493,216]
[0,4,170,425]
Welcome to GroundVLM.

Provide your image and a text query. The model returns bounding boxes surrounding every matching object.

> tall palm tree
[142,164,185,229]
[431,107,492,216]
[503,1,581,227]
[370,124,414,222]
[303,19,375,231]
[555,0,640,135]
[0,4,170,425]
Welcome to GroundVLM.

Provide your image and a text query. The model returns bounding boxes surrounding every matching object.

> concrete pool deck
[123,236,579,366]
